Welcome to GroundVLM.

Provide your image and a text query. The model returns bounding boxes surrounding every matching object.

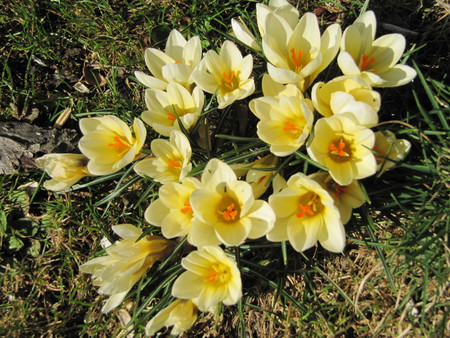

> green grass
[1,0,449,336]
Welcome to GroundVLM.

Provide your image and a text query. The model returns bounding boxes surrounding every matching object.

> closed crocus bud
[78,115,146,175]
[145,299,197,337]
[80,224,173,313]
[374,130,411,174]
[35,153,91,191]
[172,246,242,313]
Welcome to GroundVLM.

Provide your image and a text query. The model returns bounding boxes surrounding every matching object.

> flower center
[222,203,238,221]
[329,138,352,162]
[359,54,375,71]
[222,71,237,92]
[296,193,323,219]
[217,195,241,223]
[167,158,182,168]
[108,136,131,151]
[204,263,230,285]
[290,48,303,70]
[180,202,192,214]
[167,111,177,121]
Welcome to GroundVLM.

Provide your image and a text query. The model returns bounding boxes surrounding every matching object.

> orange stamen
[257,175,267,185]
[334,185,348,198]
[360,54,375,71]
[290,48,303,70]
[373,146,386,157]
[108,136,130,150]
[167,111,176,121]
[175,61,181,64]
[167,158,181,168]
[296,203,315,218]
[329,139,347,157]
[222,203,238,221]
[180,202,192,214]
[205,271,219,283]
[223,71,235,86]
[283,121,301,131]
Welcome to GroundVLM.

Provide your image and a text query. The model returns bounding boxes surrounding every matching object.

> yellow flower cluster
[35,2,415,336]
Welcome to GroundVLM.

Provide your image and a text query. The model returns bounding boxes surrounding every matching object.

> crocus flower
[268,173,345,253]
[145,177,201,239]
[172,246,242,312]
[189,159,275,247]
[80,224,172,313]
[142,82,204,137]
[134,130,192,184]
[135,29,202,91]
[78,115,146,175]
[311,75,381,117]
[262,12,341,91]
[35,153,91,191]
[231,0,299,51]
[145,299,197,337]
[250,91,314,156]
[310,172,366,224]
[307,114,377,186]
[338,10,416,87]
[374,130,411,174]
[192,40,255,109]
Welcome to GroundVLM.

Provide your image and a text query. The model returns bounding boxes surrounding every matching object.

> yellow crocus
[35,153,91,191]
[171,246,242,313]
[78,115,146,175]
[374,130,411,174]
[268,173,345,253]
[338,10,416,87]
[80,224,172,313]
[192,40,255,109]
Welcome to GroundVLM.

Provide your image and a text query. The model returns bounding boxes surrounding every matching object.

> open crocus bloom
[268,173,345,253]
[374,130,411,174]
[250,91,314,157]
[263,12,341,92]
[307,114,377,186]
[134,130,192,184]
[78,116,146,175]
[80,224,172,313]
[311,75,381,117]
[231,0,299,51]
[172,246,242,313]
[142,82,204,137]
[310,172,366,224]
[189,159,275,247]
[337,10,417,87]
[36,153,91,191]
[135,29,202,91]
[145,299,197,337]
[192,40,255,109]
[145,177,201,239]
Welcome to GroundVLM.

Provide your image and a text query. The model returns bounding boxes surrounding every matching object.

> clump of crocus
[145,177,201,239]
[80,224,173,313]
[307,114,377,186]
[192,40,255,109]
[135,29,202,91]
[142,82,204,137]
[374,130,411,174]
[145,299,197,337]
[78,115,146,175]
[134,130,192,184]
[171,246,242,312]
[268,173,345,253]
[35,153,91,191]
[338,10,416,87]
[188,159,275,247]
